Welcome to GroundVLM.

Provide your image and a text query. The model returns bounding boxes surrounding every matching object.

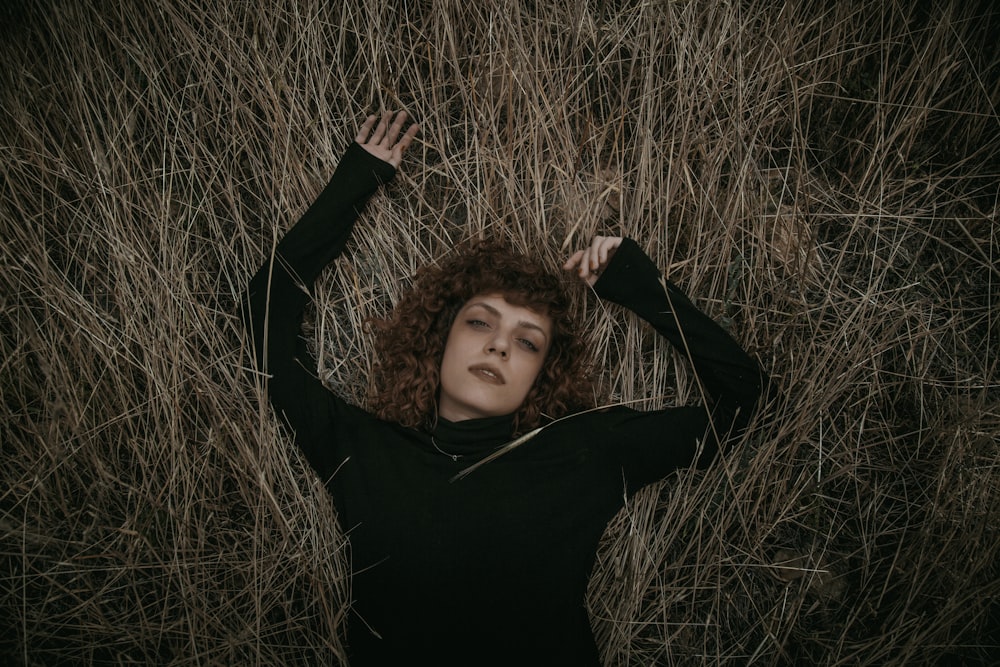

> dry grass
[2,0,998,664]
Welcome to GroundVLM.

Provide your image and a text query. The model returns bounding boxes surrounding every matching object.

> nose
[486,335,509,359]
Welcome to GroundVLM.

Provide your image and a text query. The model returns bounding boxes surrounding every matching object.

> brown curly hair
[368,239,595,433]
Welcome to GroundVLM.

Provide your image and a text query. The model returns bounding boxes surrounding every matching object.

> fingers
[592,235,621,268]
[358,111,410,145]
[563,236,624,287]
[356,111,418,147]
[370,111,392,144]
[355,114,377,143]
[384,110,408,145]
[398,122,420,151]
[389,122,420,167]
[355,110,420,167]
[562,249,585,272]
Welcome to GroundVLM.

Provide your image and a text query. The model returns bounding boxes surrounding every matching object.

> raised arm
[242,111,418,476]
[565,236,769,486]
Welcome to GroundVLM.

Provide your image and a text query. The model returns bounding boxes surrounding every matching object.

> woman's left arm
[565,237,770,474]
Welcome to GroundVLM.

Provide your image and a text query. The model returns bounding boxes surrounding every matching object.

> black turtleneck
[243,142,767,666]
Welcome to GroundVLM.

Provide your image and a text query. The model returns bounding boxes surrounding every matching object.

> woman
[243,111,768,666]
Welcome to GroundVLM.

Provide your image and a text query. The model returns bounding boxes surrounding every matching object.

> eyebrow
[466,302,550,341]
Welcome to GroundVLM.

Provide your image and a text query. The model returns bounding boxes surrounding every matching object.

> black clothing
[243,142,767,666]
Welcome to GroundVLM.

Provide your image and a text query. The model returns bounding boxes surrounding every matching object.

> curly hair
[368,239,595,434]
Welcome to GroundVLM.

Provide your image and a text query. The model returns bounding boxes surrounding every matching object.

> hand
[563,236,623,287]
[356,110,420,168]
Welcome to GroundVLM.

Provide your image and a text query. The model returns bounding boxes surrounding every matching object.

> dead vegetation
[2,0,998,664]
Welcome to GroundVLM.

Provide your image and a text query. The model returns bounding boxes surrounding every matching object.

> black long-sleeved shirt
[243,142,767,666]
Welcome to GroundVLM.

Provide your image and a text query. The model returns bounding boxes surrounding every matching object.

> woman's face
[438,293,552,422]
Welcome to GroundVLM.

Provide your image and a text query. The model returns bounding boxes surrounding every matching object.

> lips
[469,364,505,385]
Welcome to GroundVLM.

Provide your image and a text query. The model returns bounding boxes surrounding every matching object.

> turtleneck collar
[430,413,515,457]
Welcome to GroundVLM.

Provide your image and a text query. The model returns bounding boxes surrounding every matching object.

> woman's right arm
[241,112,418,475]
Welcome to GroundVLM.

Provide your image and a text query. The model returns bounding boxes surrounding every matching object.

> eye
[518,338,540,352]
[467,319,489,329]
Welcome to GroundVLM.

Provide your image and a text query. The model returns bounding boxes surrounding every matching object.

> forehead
[461,293,552,330]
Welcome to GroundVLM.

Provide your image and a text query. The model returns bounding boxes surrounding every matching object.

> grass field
[2,0,998,664]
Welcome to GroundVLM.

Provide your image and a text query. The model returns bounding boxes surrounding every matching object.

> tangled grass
[2,0,998,664]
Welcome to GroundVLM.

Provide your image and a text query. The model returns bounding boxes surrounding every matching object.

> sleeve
[241,142,397,478]
[591,238,769,491]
